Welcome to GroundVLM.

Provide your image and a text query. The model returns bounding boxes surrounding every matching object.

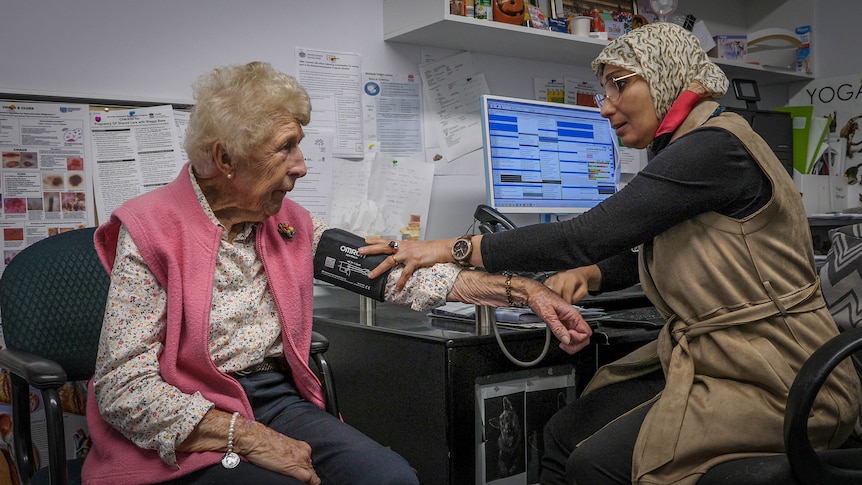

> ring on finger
[388,240,399,251]
[389,255,398,265]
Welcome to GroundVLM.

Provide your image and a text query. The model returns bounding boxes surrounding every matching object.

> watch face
[453,239,470,259]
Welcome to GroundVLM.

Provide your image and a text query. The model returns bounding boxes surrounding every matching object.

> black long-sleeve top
[481,126,775,291]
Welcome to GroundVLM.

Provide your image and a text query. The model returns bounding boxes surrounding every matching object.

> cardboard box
[548,18,567,32]
[713,35,747,61]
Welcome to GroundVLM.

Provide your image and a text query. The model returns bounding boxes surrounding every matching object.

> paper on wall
[361,72,424,158]
[329,154,375,234]
[419,52,488,162]
[173,109,190,166]
[564,77,600,107]
[366,152,435,239]
[90,105,184,224]
[534,78,565,103]
[296,47,364,159]
[0,101,95,275]
[329,150,434,239]
[288,129,334,224]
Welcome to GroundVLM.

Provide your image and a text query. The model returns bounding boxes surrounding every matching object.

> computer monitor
[480,94,619,216]
[725,107,794,177]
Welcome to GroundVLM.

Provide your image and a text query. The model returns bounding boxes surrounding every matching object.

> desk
[312,288,659,485]
[808,215,862,255]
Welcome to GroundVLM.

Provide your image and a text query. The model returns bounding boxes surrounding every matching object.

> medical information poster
[0,101,95,275]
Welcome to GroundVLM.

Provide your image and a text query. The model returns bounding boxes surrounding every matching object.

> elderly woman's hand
[360,237,456,291]
[447,270,592,355]
[522,278,593,355]
[236,418,320,484]
[178,410,321,484]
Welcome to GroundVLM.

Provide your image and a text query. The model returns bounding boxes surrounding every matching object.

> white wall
[811,1,860,79]
[1,0,857,239]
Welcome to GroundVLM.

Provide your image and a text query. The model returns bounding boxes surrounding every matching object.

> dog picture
[487,395,525,479]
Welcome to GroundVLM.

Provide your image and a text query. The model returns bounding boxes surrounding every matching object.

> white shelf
[383,9,814,87]
[385,14,607,68]
[711,58,812,86]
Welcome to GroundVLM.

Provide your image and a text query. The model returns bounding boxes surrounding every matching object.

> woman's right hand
[235,418,320,485]
[178,410,320,484]
[543,265,602,304]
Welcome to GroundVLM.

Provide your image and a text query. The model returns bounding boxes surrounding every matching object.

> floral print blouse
[92,167,461,465]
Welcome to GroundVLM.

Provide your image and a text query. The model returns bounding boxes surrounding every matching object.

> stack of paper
[429,301,476,322]
[429,302,608,329]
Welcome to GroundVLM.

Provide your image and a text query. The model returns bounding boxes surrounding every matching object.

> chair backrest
[0,227,109,382]
[819,223,862,373]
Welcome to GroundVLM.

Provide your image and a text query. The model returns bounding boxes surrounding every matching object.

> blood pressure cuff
[313,228,392,301]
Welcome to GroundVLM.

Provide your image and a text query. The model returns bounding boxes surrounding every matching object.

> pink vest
[82,165,321,484]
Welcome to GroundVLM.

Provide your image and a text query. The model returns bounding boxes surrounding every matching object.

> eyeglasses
[594,72,639,108]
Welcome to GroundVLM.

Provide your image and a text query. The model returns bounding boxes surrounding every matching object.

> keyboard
[590,306,665,329]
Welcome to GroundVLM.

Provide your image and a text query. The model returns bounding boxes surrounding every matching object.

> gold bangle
[505,273,515,307]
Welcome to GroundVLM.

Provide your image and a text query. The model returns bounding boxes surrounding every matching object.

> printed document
[90,105,184,223]
[0,101,94,274]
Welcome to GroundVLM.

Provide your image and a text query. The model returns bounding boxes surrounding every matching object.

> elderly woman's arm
[97,226,321,482]
[310,218,591,354]
[383,260,592,354]
[93,226,213,466]
[445,269,592,354]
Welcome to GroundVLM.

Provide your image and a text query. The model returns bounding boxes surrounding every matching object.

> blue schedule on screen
[481,94,619,216]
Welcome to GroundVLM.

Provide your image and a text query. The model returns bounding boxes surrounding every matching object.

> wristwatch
[451,234,474,267]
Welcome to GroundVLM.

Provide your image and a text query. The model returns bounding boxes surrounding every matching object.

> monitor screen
[725,107,794,177]
[481,94,619,215]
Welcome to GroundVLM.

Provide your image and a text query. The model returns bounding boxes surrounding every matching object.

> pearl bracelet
[221,412,240,469]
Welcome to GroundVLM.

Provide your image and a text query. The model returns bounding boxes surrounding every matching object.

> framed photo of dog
[475,366,576,484]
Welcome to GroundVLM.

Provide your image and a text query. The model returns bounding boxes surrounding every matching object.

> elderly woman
[81,61,591,485]
[363,23,861,484]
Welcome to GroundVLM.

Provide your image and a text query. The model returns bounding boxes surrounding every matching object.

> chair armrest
[0,349,70,482]
[308,331,338,417]
[785,327,862,485]
[310,331,330,354]
[0,348,67,389]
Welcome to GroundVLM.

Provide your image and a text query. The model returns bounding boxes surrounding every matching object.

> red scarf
[651,90,703,154]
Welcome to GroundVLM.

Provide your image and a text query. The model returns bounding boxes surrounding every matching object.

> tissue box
[713,35,747,61]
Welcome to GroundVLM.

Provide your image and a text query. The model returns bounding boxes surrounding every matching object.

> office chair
[698,327,862,484]
[0,227,339,485]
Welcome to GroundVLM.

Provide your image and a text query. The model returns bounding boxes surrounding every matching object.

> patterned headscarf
[591,22,728,120]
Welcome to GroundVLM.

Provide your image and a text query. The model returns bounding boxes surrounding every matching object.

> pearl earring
[226,173,233,179]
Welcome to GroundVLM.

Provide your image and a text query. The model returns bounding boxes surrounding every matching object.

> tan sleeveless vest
[585,101,861,484]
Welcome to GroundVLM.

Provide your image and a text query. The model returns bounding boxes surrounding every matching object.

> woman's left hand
[543,265,601,304]
[523,279,593,355]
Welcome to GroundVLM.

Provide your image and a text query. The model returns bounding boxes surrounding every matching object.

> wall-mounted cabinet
[382,0,814,87]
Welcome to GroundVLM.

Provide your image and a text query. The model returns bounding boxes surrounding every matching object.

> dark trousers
[540,369,665,485]
[164,370,419,485]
